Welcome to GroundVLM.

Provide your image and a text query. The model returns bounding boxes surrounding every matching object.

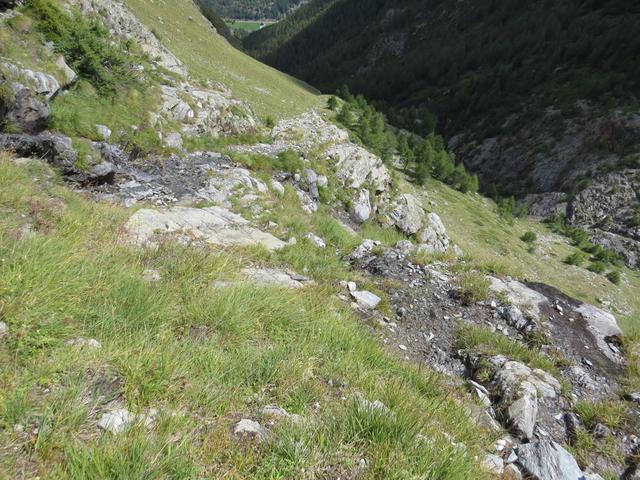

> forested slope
[246,0,640,139]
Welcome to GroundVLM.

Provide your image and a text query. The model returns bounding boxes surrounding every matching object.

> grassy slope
[0,155,493,478]
[122,0,322,120]
[407,177,640,333]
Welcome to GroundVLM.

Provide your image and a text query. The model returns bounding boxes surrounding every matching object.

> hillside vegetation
[2,0,640,477]
[246,0,640,136]
[124,0,322,119]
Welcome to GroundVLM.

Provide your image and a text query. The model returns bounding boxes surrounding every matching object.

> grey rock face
[416,213,450,254]
[0,132,115,185]
[163,131,183,150]
[516,441,585,480]
[125,206,287,251]
[3,63,61,99]
[70,0,188,77]
[575,303,623,363]
[352,189,372,223]
[6,87,51,133]
[488,359,561,440]
[389,193,425,235]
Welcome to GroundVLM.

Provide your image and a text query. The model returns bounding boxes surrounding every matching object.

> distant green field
[226,20,264,32]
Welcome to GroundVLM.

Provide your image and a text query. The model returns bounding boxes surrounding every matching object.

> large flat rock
[125,206,286,251]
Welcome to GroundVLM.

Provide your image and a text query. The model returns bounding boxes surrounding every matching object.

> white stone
[350,290,381,310]
[305,233,326,248]
[233,418,267,440]
[482,454,504,475]
[65,338,102,349]
[95,124,112,141]
[352,189,372,224]
[164,131,183,149]
[270,179,285,195]
[389,193,425,235]
[142,269,162,282]
[0,321,7,339]
[98,409,135,434]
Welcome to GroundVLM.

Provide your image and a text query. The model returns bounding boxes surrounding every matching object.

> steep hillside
[245,0,640,268]
[246,0,639,139]
[1,0,640,478]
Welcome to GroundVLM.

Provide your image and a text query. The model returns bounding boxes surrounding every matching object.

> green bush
[606,270,621,285]
[564,251,587,266]
[520,231,537,243]
[458,271,490,304]
[26,0,142,95]
[587,261,606,274]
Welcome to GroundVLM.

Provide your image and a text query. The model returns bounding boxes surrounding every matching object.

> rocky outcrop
[566,169,640,268]
[388,193,424,235]
[125,206,288,250]
[200,167,266,206]
[160,84,257,138]
[0,132,115,184]
[70,0,187,77]
[516,441,586,480]
[417,213,450,254]
[487,357,561,439]
[326,143,391,193]
[231,111,392,212]
[5,86,51,133]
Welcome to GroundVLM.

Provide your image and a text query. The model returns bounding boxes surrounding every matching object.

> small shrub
[26,0,143,95]
[587,261,606,274]
[264,115,275,129]
[606,270,621,285]
[574,401,628,430]
[520,231,537,243]
[630,206,640,227]
[564,251,587,266]
[458,271,490,304]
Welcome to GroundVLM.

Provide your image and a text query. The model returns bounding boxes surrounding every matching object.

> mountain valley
[0,0,639,478]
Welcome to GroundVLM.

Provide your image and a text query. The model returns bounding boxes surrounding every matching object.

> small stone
[304,233,326,248]
[261,405,289,417]
[233,418,267,441]
[317,175,328,188]
[95,124,112,141]
[503,463,523,480]
[347,281,357,292]
[270,179,285,195]
[142,269,162,282]
[65,338,102,349]
[0,321,7,339]
[98,408,135,434]
[482,454,504,475]
[350,290,381,310]
[399,344,407,351]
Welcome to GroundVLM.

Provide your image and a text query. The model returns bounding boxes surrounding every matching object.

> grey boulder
[516,441,585,480]
[6,87,51,133]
